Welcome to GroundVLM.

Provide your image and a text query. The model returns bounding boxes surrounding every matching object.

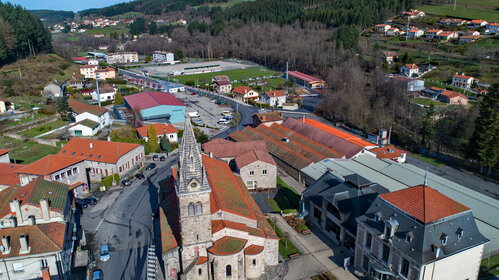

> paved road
[80,157,176,279]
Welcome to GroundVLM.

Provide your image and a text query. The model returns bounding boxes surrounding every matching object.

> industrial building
[124,91,186,123]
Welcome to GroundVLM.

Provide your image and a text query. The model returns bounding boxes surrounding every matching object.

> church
[159,119,280,280]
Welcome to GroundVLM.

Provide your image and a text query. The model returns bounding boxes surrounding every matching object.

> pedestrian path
[147,245,157,280]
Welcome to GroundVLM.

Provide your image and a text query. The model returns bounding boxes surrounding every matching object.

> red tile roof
[124,92,185,111]
[440,90,468,100]
[426,29,442,33]
[370,145,405,159]
[380,185,470,223]
[404,64,419,69]
[232,86,256,96]
[254,111,284,123]
[208,236,247,256]
[197,257,208,264]
[0,149,9,156]
[470,19,486,24]
[68,99,108,116]
[245,245,264,255]
[0,222,67,259]
[0,163,25,186]
[136,123,178,138]
[235,148,276,169]
[202,139,270,161]
[453,74,473,80]
[302,119,374,148]
[95,67,115,73]
[16,155,86,176]
[288,71,324,83]
[159,205,178,252]
[57,138,141,164]
[264,90,286,97]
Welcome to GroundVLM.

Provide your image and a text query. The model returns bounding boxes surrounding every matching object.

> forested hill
[29,9,75,25]
[0,2,52,67]
[79,0,229,17]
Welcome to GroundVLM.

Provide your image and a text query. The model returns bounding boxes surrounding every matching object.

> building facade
[106,52,139,64]
[260,91,286,107]
[153,51,174,63]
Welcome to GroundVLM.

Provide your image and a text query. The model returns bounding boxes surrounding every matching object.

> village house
[68,99,111,131]
[159,120,279,280]
[252,111,284,127]
[0,149,10,163]
[260,90,286,107]
[354,186,488,280]
[452,73,475,89]
[67,76,85,90]
[440,18,468,26]
[463,30,481,36]
[68,119,101,137]
[390,76,425,92]
[57,138,145,181]
[153,51,174,63]
[87,59,99,66]
[437,31,458,41]
[91,85,116,102]
[402,9,425,18]
[400,64,419,77]
[136,123,178,143]
[384,28,400,36]
[425,29,443,39]
[202,138,277,190]
[106,52,139,64]
[79,65,98,79]
[212,75,232,94]
[375,24,391,33]
[381,51,397,64]
[408,29,424,38]
[95,67,116,80]
[438,90,469,105]
[0,99,14,114]
[460,35,482,44]
[0,163,25,190]
[468,19,488,28]
[486,22,499,33]
[42,82,63,98]
[72,57,87,64]
[232,86,259,102]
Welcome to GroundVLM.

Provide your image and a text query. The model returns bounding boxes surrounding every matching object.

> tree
[148,21,158,35]
[400,52,414,64]
[147,124,160,152]
[174,47,184,60]
[468,91,498,174]
[160,134,172,153]
[114,92,124,105]
[129,18,146,35]
[145,56,152,62]
[57,97,73,121]
[419,104,436,150]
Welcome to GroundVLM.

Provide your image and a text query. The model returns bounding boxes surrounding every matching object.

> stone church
[159,119,279,280]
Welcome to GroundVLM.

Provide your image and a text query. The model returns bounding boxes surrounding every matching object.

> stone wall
[240,161,276,190]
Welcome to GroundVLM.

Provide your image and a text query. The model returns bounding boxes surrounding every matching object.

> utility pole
[454,0,457,11]
[405,17,410,42]
[95,74,101,107]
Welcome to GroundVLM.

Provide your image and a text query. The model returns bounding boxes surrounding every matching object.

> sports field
[168,67,281,84]
[419,1,499,22]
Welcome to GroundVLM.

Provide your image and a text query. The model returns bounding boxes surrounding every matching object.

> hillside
[29,9,75,25]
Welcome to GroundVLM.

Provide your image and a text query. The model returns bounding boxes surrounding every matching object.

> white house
[400,64,419,77]
[486,23,499,33]
[42,82,63,98]
[375,24,391,33]
[0,149,10,163]
[402,9,425,18]
[260,90,286,107]
[91,86,116,102]
[385,28,400,36]
[425,29,443,39]
[437,31,459,41]
[232,86,259,102]
[136,123,178,143]
[87,59,99,66]
[68,119,100,136]
[451,73,475,89]
[68,99,110,131]
[459,35,481,44]
[408,29,424,38]
[79,65,98,79]
[153,51,174,63]
[468,19,488,28]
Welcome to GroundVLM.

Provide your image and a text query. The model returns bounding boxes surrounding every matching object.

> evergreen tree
[160,134,172,153]
[114,92,124,105]
[148,21,158,35]
[57,97,73,121]
[419,104,436,150]
[130,17,146,35]
[174,47,184,60]
[468,90,499,173]
[147,124,160,152]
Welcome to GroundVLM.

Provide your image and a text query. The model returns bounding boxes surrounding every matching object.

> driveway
[79,156,176,279]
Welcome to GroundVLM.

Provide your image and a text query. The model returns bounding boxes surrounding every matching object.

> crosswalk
[147,245,157,280]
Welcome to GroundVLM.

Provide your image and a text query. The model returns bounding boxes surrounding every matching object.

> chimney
[462,72,465,76]
[19,235,30,254]
[41,266,51,280]
[1,236,11,254]
[89,142,93,149]
[40,199,50,221]
[9,199,23,224]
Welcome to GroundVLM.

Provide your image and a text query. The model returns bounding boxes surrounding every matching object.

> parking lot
[171,91,235,136]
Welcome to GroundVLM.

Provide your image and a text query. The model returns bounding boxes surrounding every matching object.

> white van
[188,112,200,118]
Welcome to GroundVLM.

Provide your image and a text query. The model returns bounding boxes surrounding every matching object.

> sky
[4,0,134,12]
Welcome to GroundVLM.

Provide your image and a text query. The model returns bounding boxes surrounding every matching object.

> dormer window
[456,228,464,240]
[374,212,382,222]
[405,232,414,243]
[384,218,399,239]
[440,233,448,246]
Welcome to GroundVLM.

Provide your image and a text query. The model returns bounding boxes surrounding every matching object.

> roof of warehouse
[124,91,185,111]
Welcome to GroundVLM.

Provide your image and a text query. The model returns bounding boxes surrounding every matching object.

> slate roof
[16,155,86,176]
[208,236,247,256]
[68,99,107,116]
[136,123,178,138]
[0,163,25,186]
[0,222,67,259]
[358,187,488,265]
[124,91,185,111]
[58,138,140,164]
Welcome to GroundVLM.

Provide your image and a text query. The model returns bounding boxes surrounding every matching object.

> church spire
[177,117,210,194]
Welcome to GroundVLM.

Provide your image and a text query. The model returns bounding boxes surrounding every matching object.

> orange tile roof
[211,220,266,238]
[136,123,178,138]
[232,86,256,96]
[470,19,486,24]
[0,149,9,156]
[245,245,264,255]
[207,236,247,256]
[380,185,470,223]
[440,90,468,100]
[197,257,208,264]
[370,145,405,159]
[0,163,25,186]
[57,138,141,164]
[302,119,374,148]
[404,64,419,69]
[235,148,276,169]
[453,74,474,79]
[264,90,286,97]
[16,155,86,176]
[159,205,178,252]
[68,99,108,116]
[254,111,284,123]
[426,29,442,33]
[0,222,66,259]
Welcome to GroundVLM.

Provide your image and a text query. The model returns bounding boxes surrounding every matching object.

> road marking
[95,218,104,232]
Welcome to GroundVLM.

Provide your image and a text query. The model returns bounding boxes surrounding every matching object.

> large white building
[153,51,174,63]
[106,52,139,64]
[68,99,111,135]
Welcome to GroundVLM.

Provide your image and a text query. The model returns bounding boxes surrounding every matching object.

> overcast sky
[5,0,134,12]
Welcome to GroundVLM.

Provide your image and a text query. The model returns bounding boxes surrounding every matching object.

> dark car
[190,92,197,95]
[121,179,131,186]
[83,197,97,205]
[160,156,166,161]
[146,163,156,171]
[75,200,88,209]
[135,173,145,179]
[152,155,159,161]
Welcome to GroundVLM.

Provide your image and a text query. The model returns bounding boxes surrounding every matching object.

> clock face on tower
[190,181,198,189]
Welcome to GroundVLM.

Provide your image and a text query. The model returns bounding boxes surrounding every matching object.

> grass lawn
[268,218,301,259]
[18,120,69,138]
[80,25,129,36]
[277,176,301,208]
[411,153,445,167]
[412,97,447,107]
[419,4,499,22]
[164,67,281,85]
[480,255,499,278]
[0,136,59,164]
[0,112,52,127]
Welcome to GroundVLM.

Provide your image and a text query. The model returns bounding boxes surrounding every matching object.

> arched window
[226,265,232,277]
[198,268,202,275]
[196,202,203,215]
[252,259,256,265]
[188,203,195,216]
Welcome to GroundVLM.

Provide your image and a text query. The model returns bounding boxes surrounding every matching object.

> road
[80,156,176,279]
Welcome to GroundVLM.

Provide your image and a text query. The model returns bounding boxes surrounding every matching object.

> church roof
[208,236,247,256]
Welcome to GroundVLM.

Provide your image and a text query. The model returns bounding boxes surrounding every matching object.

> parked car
[83,197,97,205]
[135,173,145,179]
[146,163,156,171]
[216,100,225,104]
[209,99,217,103]
[190,92,197,95]
[75,200,88,209]
[121,179,131,186]
[160,156,166,161]
[223,115,233,120]
[221,111,231,116]
[218,119,231,125]
[99,244,110,262]
[152,155,159,161]
[188,111,200,118]
[194,119,204,125]
[92,269,104,280]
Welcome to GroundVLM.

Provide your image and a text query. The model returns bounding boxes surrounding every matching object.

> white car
[100,244,110,262]
[218,119,231,125]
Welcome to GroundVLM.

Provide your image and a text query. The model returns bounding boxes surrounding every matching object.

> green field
[455,0,498,7]
[480,255,499,277]
[419,4,499,22]
[18,120,69,138]
[412,97,447,107]
[164,67,282,85]
[0,136,60,164]
[79,25,129,36]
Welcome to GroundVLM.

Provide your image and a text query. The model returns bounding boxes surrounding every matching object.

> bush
[102,176,113,188]
[113,173,120,182]
[38,108,56,115]
[185,80,195,87]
